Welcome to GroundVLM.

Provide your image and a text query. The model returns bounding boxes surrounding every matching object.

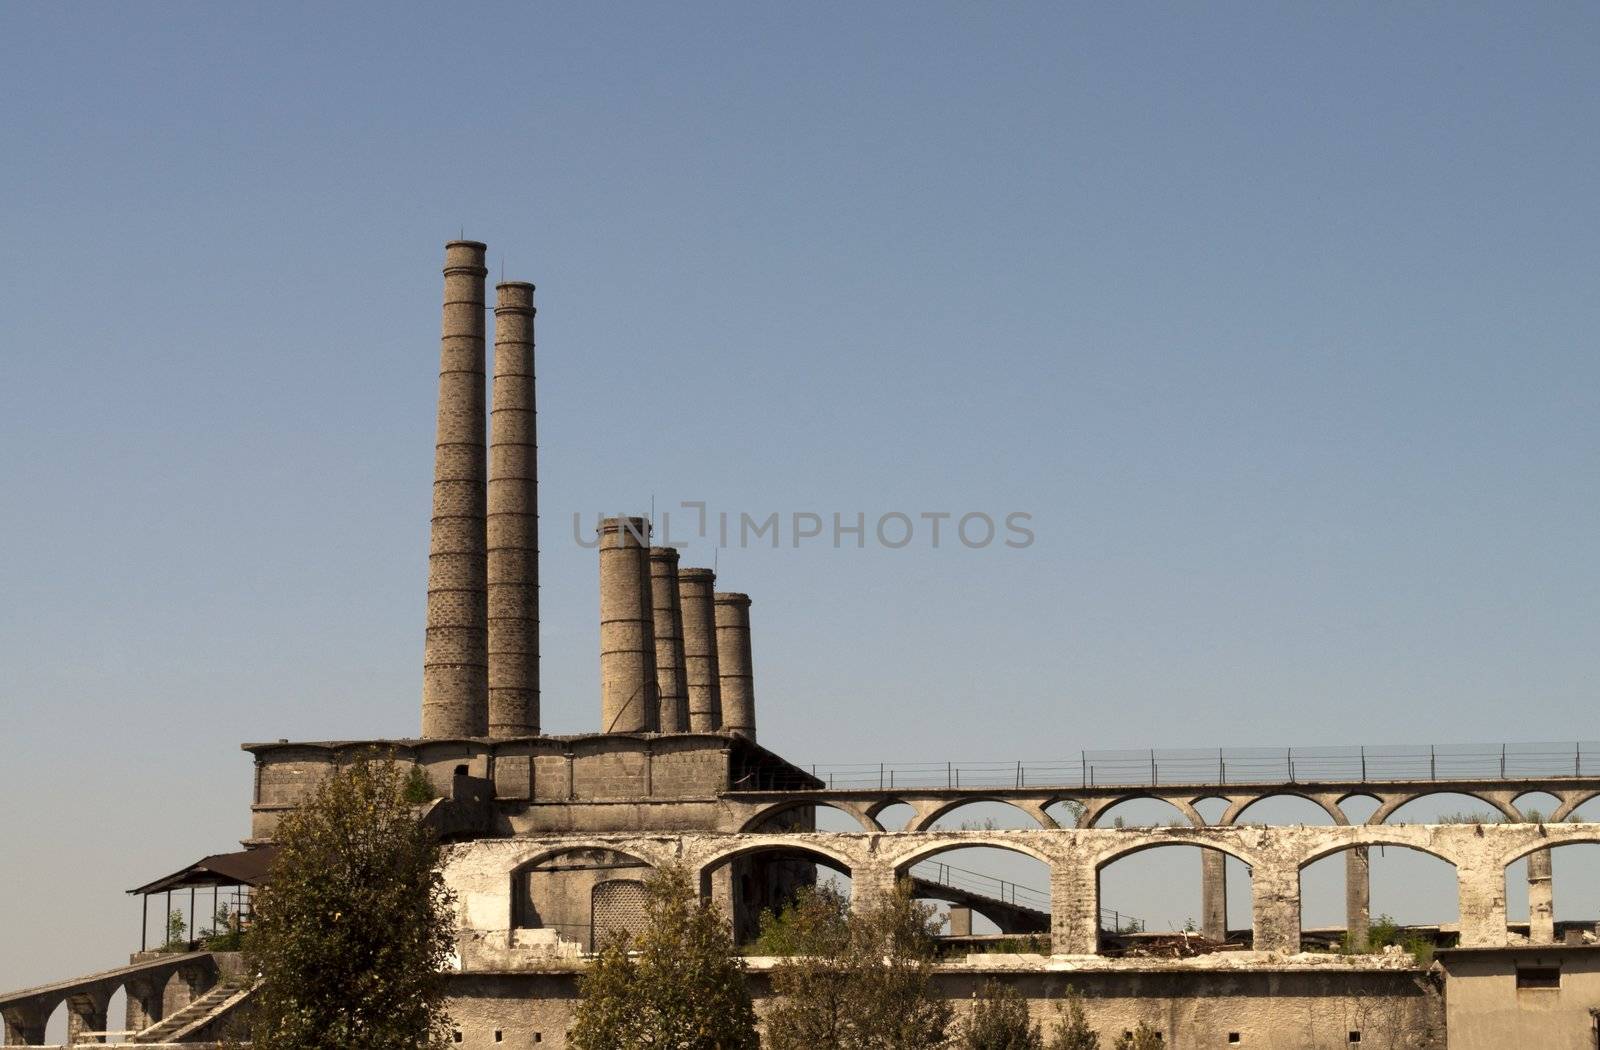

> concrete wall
[441,962,1443,1050]
[1436,947,1600,1050]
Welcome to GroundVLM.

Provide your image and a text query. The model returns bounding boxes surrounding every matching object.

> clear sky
[2,2,1597,1001]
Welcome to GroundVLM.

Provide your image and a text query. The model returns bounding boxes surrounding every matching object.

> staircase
[131,975,256,1044]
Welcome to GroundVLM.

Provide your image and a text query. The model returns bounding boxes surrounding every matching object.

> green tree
[959,980,1041,1050]
[1044,988,1099,1050]
[570,864,759,1050]
[246,757,457,1050]
[162,909,188,952]
[764,880,953,1050]
[1112,1022,1163,1050]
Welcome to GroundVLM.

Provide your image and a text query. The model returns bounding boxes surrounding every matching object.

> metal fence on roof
[778,741,1600,792]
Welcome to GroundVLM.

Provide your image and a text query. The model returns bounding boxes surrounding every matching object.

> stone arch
[1224,792,1345,827]
[885,835,1058,873]
[1498,831,1600,869]
[1508,791,1564,822]
[1093,835,1259,871]
[694,840,860,947]
[1553,790,1600,822]
[1298,835,1459,871]
[1094,839,1254,948]
[737,798,877,833]
[864,797,916,831]
[1087,795,1197,830]
[1190,796,1231,825]
[1374,791,1516,825]
[907,797,1051,832]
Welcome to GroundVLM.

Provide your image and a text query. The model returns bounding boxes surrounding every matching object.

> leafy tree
[400,763,438,804]
[1044,988,1099,1050]
[570,863,759,1050]
[162,909,188,952]
[959,979,1042,1049]
[765,879,953,1050]
[1111,1022,1163,1050]
[246,756,457,1050]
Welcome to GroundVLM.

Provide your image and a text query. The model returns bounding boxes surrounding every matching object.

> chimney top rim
[445,239,489,251]
[714,591,752,605]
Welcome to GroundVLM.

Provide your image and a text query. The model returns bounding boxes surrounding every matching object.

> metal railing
[770,741,1600,792]
[910,858,1140,932]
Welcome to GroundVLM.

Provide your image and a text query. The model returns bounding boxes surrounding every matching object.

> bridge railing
[767,741,1600,792]
[909,859,1141,932]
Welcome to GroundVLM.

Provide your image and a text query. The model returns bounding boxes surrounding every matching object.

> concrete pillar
[1054,859,1099,955]
[599,517,658,733]
[1250,857,1302,955]
[1200,848,1228,940]
[487,281,540,737]
[649,547,689,732]
[850,861,899,916]
[1456,860,1508,948]
[714,592,756,740]
[422,240,490,738]
[2,1004,47,1045]
[1528,847,1555,943]
[1345,846,1371,949]
[678,568,723,731]
[125,977,164,1034]
[67,991,110,1044]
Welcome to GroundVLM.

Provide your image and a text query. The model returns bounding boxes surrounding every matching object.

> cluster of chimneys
[419,240,757,742]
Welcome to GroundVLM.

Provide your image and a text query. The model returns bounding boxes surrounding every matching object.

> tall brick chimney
[598,517,659,733]
[422,240,489,738]
[648,546,689,732]
[714,591,756,740]
[677,567,722,732]
[487,281,539,737]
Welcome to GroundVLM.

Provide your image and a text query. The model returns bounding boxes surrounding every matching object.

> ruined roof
[127,846,279,895]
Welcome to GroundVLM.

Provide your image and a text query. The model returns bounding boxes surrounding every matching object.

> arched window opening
[511,848,654,952]
[894,843,1051,953]
[105,986,127,1043]
[700,846,853,948]
[1091,797,1191,830]
[920,799,1043,832]
[1504,842,1600,944]
[1230,794,1336,827]
[1384,792,1505,825]
[1096,845,1250,955]
[1302,845,1457,955]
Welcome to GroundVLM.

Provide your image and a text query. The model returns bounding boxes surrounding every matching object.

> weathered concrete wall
[1437,946,1600,1050]
[441,961,1443,1050]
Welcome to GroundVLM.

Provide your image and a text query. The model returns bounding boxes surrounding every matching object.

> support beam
[1345,846,1371,949]
[1528,847,1555,943]
[1200,848,1228,941]
[1250,857,1302,955]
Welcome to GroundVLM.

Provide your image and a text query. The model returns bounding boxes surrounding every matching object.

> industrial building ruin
[5,240,1600,1048]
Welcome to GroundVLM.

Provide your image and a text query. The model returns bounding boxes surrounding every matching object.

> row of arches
[500,830,1600,959]
[742,789,1600,834]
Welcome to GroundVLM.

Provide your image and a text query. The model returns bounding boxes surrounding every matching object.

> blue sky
[2,3,1597,999]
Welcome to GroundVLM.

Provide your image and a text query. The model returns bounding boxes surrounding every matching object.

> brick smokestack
[677,568,722,732]
[422,240,489,738]
[648,547,689,732]
[714,591,756,740]
[487,281,539,737]
[598,517,659,733]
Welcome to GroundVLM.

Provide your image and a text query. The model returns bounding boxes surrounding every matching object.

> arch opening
[892,842,1051,951]
[1091,797,1192,829]
[1338,794,1382,824]
[742,800,870,833]
[1384,791,1507,825]
[1300,844,1458,955]
[699,844,852,948]
[1230,794,1338,826]
[919,799,1044,832]
[1096,844,1251,955]
[1191,797,1230,825]
[511,847,655,951]
[871,801,917,831]
[1510,791,1563,823]
[1503,841,1600,945]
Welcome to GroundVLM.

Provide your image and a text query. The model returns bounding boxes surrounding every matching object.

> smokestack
[649,547,689,732]
[422,240,489,738]
[487,282,539,737]
[677,568,722,732]
[598,517,659,733]
[714,592,756,740]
